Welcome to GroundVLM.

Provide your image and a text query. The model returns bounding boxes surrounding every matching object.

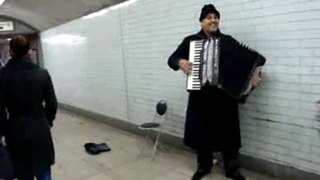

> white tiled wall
[42,10,128,121]
[41,0,320,175]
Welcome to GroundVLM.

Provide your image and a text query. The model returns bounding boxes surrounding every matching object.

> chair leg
[151,130,162,161]
[145,130,149,141]
[144,130,154,145]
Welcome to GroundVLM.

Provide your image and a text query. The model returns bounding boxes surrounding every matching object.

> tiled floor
[51,110,278,180]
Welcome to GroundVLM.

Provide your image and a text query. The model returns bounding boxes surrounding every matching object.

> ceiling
[0,0,125,31]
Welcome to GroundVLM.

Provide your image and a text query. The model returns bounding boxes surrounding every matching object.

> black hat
[199,4,220,21]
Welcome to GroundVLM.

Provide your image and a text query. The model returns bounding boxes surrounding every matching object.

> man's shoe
[226,171,246,180]
[191,168,211,180]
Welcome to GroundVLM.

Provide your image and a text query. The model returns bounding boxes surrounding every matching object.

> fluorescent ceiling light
[82,9,110,20]
[82,0,138,20]
[110,0,137,10]
[0,0,5,6]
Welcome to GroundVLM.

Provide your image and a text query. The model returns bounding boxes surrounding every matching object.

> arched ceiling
[0,0,125,31]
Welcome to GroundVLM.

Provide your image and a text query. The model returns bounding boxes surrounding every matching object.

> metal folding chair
[138,100,167,160]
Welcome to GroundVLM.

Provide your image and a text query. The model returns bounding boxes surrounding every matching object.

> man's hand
[179,59,193,75]
[251,72,262,88]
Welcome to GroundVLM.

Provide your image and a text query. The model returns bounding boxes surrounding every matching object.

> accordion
[186,38,265,103]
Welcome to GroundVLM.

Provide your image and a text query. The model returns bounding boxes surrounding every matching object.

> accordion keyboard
[187,40,203,90]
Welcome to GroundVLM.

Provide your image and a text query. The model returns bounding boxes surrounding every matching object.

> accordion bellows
[187,37,266,102]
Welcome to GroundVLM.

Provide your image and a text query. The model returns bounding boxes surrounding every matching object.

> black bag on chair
[0,137,15,179]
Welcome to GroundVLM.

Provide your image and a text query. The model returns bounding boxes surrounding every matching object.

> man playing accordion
[168,4,266,180]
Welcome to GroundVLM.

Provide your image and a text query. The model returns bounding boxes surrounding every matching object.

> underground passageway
[1,0,320,180]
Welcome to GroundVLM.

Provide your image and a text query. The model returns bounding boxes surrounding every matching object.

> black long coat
[0,57,57,176]
[168,29,265,151]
